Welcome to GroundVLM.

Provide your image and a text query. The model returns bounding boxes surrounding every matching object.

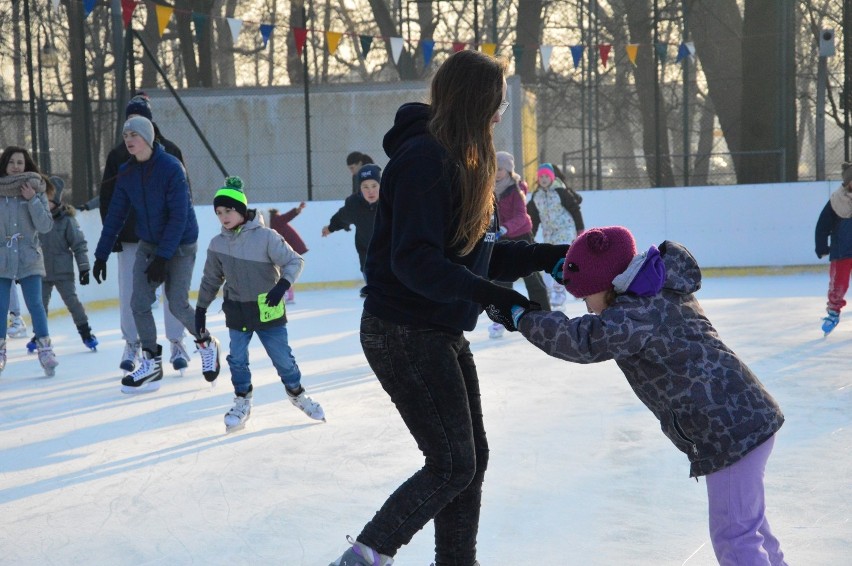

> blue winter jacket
[814,201,852,260]
[95,143,198,261]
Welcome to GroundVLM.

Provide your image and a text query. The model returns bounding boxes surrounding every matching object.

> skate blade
[225,422,247,433]
[121,381,162,394]
[43,369,56,377]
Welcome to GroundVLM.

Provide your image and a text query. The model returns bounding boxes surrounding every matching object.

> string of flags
[58,0,697,71]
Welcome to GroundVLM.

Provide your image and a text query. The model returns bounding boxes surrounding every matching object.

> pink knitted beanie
[562,226,637,298]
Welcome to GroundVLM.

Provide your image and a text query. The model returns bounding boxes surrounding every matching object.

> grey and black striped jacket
[518,241,784,477]
[197,210,304,331]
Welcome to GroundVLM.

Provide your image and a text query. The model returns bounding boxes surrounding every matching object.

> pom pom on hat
[123,116,155,149]
[125,93,153,121]
[496,151,515,174]
[537,163,555,181]
[213,176,248,216]
[562,226,637,298]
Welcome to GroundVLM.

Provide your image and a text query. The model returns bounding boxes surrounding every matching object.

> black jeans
[358,311,488,566]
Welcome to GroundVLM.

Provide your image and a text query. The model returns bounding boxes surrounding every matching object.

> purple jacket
[496,183,533,238]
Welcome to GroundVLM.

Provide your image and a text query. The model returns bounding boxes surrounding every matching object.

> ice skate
[196,335,221,383]
[120,341,140,373]
[77,324,98,352]
[7,315,27,339]
[329,536,393,566]
[224,391,252,433]
[36,337,59,377]
[0,339,6,375]
[286,385,326,421]
[120,345,163,394]
[25,334,37,354]
[550,284,567,308]
[822,310,840,336]
[488,322,505,339]
[169,339,191,375]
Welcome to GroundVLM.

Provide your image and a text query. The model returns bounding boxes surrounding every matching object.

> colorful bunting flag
[259,24,273,47]
[655,42,668,63]
[359,35,373,58]
[192,13,206,44]
[421,39,435,67]
[155,5,173,37]
[120,0,136,28]
[540,45,553,72]
[84,0,96,17]
[598,44,611,67]
[293,28,308,55]
[481,43,496,57]
[626,44,639,66]
[570,45,584,69]
[452,41,467,53]
[676,41,696,63]
[227,18,242,43]
[512,44,523,69]
[389,37,404,64]
[326,31,343,55]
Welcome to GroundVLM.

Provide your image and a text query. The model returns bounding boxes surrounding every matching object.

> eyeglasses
[497,100,510,116]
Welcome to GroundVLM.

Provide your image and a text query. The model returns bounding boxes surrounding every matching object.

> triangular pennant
[83,0,96,17]
[326,31,343,55]
[686,41,695,56]
[655,42,668,63]
[570,45,584,69]
[121,0,136,28]
[52,0,60,11]
[294,28,308,56]
[598,44,612,67]
[389,37,404,64]
[512,44,523,68]
[626,43,639,66]
[421,39,435,67]
[540,45,553,72]
[191,13,206,44]
[155,5,173,37]
[452,41,467,53]
[481,43,496,57]
[259,24,273,48]
[359,35,373,58]
[675,42,690,63]
[227,18,242,43]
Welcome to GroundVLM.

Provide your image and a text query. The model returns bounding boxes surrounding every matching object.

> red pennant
[452,41,467,53]
[598,44,612,68]
[294,28,308,56]
[121,0,136,28]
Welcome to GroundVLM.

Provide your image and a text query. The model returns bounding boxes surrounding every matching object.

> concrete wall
[70,180,833,307]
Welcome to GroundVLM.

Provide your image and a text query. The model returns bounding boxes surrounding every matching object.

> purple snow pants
[705,434,787,566]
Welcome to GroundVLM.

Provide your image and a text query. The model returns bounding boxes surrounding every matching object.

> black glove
[471,279,534,332]
[195,306,207,336]
[265,278,291,307]
[79,270,90,286]
[531,243,570,274]
[816,246,829,259]
[93,259,107,283]
[112,240,124,253]
[145,256,167,284]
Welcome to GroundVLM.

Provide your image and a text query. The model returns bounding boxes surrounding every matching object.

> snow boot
[224,387,253,433]
[196,335,221,383]
[286,384,326,421]
[7,314,27,339]
[329,536,393,566]
[169,339,190,375]
[120,345,163,394]
[77,323,98,351]
[822,310,840,336]
[36,337,59,377]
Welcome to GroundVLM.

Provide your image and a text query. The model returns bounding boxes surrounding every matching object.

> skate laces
[197,337,218,372]
[227,397,251,419]
[128,357,155,382]
[36,339,58,369]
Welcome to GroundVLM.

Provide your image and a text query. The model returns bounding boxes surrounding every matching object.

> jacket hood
[383,103,431,158]
[220,208,263,236]
[659,241,701,295]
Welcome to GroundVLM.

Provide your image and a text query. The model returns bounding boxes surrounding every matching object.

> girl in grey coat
[0,146,58,376]
[511,226,787,566]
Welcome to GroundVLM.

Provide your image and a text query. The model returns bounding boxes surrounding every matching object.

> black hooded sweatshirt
[363,102,544,332]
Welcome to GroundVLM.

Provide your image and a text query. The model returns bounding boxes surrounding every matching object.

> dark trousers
[358,310,488,566]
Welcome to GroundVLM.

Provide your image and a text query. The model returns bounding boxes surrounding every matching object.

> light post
[37,31,59,173]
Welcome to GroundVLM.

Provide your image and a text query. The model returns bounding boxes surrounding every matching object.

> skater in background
[322,164,381,297]
[329,50,568,566]
[99,92,191,374]
[527,162,584,307]
[195,177,324,432]
[488,150,550,339]
[0,146,59,376]
[7,285,27,339]
[26,176,98,354]
[268,202,308,304]
[93,116,221,394]
[345,151,374,194]
[511,226,787,566]
[815,161,852,336]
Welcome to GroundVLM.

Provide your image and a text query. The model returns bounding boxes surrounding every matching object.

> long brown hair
[0,146,41,176]
[429,50,507,256]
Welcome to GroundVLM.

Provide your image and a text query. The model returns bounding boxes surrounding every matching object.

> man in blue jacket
[93,116,221,394]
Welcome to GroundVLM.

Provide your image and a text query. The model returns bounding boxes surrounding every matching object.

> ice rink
[0,271,849,565]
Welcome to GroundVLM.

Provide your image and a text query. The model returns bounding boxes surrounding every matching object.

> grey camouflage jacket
[518,241,784,477]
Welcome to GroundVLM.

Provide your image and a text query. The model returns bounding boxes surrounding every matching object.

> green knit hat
[213,176,248,216]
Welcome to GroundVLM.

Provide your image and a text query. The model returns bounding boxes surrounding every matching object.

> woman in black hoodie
[329,51,569,566]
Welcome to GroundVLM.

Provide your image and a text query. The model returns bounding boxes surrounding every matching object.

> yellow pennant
[481,43,497,57]
[626,43,639,66]
[155,5,173,37]
[326,32,343,55]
